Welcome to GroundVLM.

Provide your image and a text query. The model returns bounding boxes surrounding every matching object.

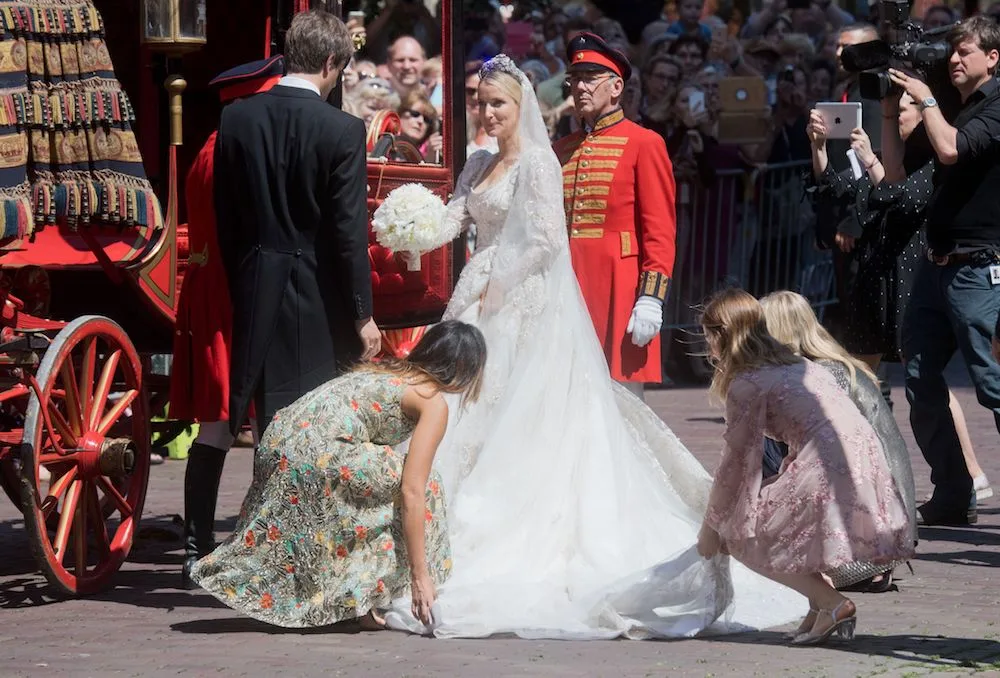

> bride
[386,55,804,639]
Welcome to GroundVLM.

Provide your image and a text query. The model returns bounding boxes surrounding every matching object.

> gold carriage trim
[639,270,671,301]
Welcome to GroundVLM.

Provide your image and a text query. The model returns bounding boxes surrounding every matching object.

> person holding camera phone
[886,16,1000,526]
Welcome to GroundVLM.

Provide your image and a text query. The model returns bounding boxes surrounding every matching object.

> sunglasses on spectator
[357,72,377,81]
[402,109,431,122]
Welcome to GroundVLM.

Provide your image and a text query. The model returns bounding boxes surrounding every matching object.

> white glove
[627,296,663,348]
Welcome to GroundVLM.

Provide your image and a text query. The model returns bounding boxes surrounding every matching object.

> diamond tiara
[478,54,525,83]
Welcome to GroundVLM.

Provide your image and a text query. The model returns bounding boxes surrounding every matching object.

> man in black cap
[554,32,677,400]
[214,10,379,439]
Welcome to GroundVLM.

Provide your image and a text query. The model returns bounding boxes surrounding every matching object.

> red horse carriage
[0,0,463,595]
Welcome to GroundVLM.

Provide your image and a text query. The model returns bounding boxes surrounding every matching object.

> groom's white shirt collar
[278,75,321,97]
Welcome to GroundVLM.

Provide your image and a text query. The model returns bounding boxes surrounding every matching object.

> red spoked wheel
[19,315,150,596]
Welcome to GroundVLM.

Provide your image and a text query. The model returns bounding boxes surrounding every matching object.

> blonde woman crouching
[697,288,913,646]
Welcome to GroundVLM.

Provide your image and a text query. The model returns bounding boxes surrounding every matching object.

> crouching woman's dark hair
[360,320,488,405]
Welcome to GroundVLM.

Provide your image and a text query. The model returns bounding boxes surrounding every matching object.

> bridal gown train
[385,59,804,639]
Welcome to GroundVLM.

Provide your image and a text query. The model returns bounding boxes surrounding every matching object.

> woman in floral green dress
[191,321,487,629]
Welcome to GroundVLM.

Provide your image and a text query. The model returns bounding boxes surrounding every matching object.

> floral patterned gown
[191,371,451,628]
[705,360,914,574]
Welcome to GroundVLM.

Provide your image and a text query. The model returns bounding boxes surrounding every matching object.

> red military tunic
[554,109,676,383]
[169,131,234,421]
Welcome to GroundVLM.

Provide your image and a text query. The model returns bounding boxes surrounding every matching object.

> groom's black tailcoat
[214,84,373,433]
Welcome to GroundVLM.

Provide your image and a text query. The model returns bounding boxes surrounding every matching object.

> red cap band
[571,49,623,78]
[219,75,282,103]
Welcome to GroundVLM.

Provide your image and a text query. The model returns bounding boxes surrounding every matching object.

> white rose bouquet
[371,183,450,271]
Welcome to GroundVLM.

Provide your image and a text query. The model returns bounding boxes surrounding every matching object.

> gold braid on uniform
[638,270,670,301]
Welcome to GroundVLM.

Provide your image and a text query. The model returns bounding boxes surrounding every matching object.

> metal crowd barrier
[663,160,836,380]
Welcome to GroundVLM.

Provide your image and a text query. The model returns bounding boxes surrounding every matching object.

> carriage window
[338,0,446,166]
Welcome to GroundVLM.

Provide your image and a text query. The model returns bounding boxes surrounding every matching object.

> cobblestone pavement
[1,363,999,677]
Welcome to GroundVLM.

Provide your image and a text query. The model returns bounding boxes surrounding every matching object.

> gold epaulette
[639,270,671,301]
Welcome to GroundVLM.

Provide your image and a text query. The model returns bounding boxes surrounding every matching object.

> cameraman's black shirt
[925,77,1000,253]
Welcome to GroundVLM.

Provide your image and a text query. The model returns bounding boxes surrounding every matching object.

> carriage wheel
[19,316,150,596]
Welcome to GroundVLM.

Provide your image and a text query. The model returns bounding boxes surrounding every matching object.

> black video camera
[842,0,953,101]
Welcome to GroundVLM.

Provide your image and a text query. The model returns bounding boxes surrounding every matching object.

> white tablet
[815,101,863,140]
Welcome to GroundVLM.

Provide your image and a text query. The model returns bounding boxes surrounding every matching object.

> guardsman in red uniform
[553,33,677,398]
[172,56,284,588]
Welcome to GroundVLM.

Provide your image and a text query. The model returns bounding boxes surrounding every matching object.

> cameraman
[888,16,1000,526]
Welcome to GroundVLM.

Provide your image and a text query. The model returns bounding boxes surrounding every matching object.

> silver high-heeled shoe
[791,600,857,646]
[784,608,818,641]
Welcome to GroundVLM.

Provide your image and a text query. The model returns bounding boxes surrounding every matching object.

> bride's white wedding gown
[386,63,804,639]
[385,151,805,639]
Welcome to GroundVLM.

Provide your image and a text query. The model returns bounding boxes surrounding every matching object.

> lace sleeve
[704,375,766,541]
[489,147,569,294]
[441,150,492,241]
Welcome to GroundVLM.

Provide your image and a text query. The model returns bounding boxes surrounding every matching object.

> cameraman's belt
[928,248,1000,266]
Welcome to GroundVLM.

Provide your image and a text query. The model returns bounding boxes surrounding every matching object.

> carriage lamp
[141,0,207,56]
[141,0,207,260]
[141,0,207,147]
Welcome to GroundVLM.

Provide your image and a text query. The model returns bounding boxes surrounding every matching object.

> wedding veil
[477,56,570,305]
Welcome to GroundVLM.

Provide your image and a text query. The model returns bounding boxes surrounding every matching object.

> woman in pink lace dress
[696,288,913,646]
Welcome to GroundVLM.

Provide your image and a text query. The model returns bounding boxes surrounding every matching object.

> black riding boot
[181,442,228,589]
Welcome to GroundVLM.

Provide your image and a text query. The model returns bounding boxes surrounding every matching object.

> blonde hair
[480,70,523,107]
[342,79,400,123]
[701,288,801,401]
[760,291,877,395]
[422,56,442,79]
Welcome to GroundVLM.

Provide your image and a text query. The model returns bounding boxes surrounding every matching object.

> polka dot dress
[843,163,934,361]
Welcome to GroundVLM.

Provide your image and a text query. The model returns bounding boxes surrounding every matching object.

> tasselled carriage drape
[0,0,162,240]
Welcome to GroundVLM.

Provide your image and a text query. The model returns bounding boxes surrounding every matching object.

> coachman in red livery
[553,33,677,396]
[172,55,284,588]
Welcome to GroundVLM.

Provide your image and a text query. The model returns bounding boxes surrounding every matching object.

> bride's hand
[696,523,721,559]
[411,573,436,626]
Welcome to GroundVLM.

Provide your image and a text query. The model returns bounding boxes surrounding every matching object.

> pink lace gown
[705,360,914,574]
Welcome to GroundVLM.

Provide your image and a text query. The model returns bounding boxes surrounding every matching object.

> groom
[214,9,381,434]
[553,33,677,398]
